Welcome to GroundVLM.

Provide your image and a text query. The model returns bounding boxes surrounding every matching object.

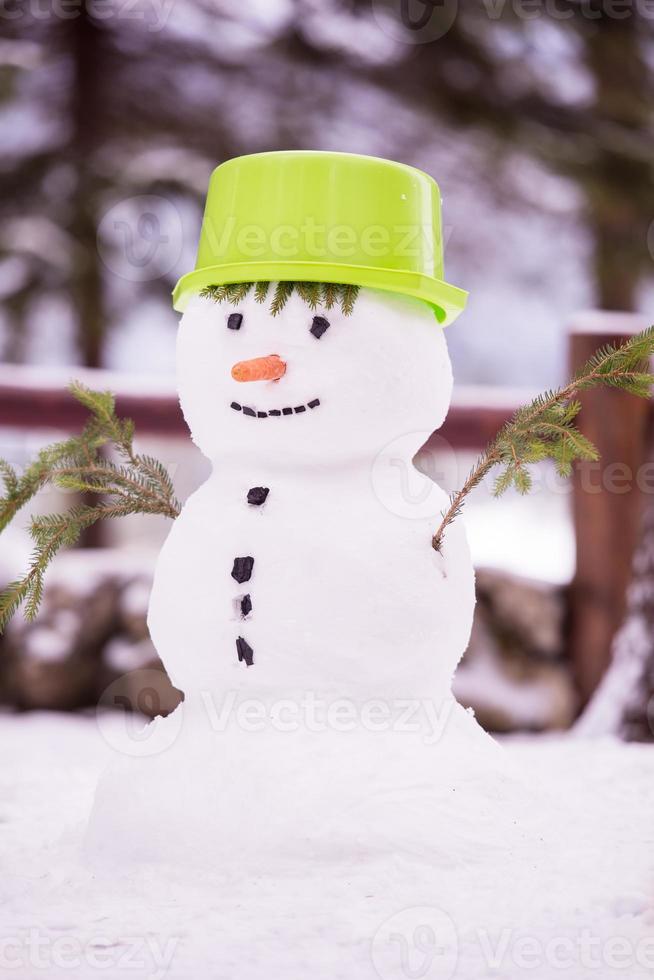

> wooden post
[569,310,652,706]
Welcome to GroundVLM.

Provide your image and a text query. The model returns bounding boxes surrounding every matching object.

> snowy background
[1,5,654,977]
[4,1,639,727]
[2,0,653,728]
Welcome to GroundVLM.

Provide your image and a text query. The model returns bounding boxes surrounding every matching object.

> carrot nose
[231,355,286,383]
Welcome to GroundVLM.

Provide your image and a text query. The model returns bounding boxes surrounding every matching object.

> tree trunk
[568,17,651,704]
[66,13,107,545]
[568,315,650,705]
[576,454,654,741]
[67,12,106,370]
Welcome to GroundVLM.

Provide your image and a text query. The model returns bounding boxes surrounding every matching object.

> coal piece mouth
[230,398,320,418]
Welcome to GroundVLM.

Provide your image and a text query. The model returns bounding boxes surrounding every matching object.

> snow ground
[2,711,653,980]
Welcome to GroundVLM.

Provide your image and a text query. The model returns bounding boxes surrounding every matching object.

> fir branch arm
[52,461,180,518]
[0,503,148,631]
[432,326,654,552]
[432,451,500,551]
[0,429,110,534]
[0,382,181,630]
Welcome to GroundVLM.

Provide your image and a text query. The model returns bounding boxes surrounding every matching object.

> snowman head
[176,284,453,465]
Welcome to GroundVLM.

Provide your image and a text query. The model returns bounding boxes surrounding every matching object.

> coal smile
[230,398,320,418]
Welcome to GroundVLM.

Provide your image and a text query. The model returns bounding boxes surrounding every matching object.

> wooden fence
[0,310,651,705]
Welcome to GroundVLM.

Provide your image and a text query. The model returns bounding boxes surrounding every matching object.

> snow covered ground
[2,711,653,980]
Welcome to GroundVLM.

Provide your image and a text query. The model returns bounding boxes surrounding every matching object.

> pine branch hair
[199,281,361,317]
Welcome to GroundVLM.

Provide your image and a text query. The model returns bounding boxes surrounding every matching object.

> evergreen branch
[270,281,295,316]
[200,284,230,303]
[322,283,339,310]
[339,284,359,315]
[52,460,179,517]
[295,282,321,309]
[0,502,145,631]
[225,282,253,303]
[0,461,18,496]
[200,280,361,316]
[0,431,108,535]
[133,454,179,506]
[433,326,654,552]
[433,453,499,552]
[0,385,181,629]
[254,281,270,304]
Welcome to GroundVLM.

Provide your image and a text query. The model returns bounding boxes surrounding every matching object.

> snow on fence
[0,310,651,704]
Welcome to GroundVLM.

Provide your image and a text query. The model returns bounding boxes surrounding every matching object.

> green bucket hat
[173,150,467,326]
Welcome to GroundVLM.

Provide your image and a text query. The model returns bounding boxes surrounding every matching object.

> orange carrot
[231,355,287,382]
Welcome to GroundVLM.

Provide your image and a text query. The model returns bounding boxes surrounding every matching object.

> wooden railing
[0,370,528,444]
[0,309,651,706]
[0,366,188,436]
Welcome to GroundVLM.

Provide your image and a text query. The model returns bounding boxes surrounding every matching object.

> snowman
[149,284,474,703]
[87,153,510,868]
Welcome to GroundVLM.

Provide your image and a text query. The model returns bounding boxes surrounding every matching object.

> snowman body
[148,287,475,705]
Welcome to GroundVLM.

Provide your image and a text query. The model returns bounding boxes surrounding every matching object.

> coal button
[236,636,254,666]
[231,556,254,583]
[247,487,269,506]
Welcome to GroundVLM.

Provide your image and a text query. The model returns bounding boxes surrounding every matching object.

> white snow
[22,626,71,663]
[24,548,157,597]
[103,637,154,673]
[2,710,653,980]
[0,363,177,397]
[567,310,651,337]
[465,478,575,584]
[120,579,153,620]
[453,641,565,730]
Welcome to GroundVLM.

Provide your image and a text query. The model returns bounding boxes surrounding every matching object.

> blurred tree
[1,1,652,367]
[0,3,278,366]
[285,1,653,312]
[576,474,654,742]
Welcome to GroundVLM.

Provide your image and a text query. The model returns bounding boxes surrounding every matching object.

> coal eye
[228,313,243,330]
[310,315,330,339]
